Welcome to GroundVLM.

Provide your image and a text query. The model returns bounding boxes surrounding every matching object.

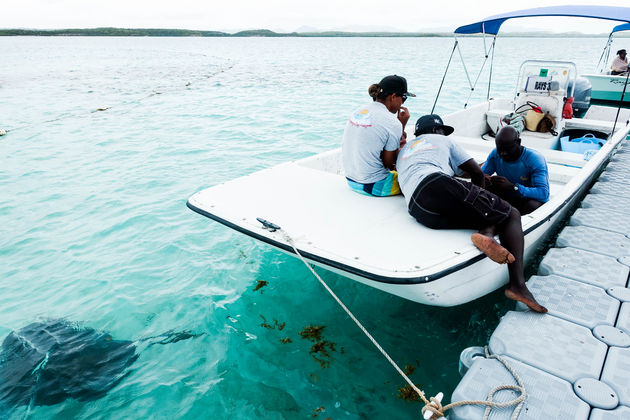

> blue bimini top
[455,6,630,35]
[612,22,630,35]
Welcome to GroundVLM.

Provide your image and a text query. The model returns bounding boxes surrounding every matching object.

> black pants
[408,173,512,230]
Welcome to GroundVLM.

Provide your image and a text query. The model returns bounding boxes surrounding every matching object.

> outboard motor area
[568,76,592,118]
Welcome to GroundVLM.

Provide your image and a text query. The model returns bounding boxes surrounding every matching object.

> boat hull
[583,73,630,102]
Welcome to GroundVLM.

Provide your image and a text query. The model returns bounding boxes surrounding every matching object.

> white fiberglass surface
[191,162,480,277]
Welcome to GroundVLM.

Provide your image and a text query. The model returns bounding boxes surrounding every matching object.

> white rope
[483,347,526,420]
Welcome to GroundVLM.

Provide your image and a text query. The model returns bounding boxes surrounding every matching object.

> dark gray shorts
[408,172,512,229]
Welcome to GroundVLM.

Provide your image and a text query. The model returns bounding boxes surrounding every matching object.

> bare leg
[497,208,547,313]
[471,225,515,264]
[519,199,543,215]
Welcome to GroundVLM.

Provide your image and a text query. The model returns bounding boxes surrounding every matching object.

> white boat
[188,7,630,307]
[582,22,630,103]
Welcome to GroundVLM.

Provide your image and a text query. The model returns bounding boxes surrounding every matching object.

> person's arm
[481,150,497,175]
[491,153,549,202]
[398,107,409,148]
[382,109,408,170]
[458,158,485,188]
[515,163,549,202]
[382,149,397,170]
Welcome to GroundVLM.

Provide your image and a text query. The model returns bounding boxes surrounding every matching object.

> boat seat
[566,117,615,134]
[519,130,560,150]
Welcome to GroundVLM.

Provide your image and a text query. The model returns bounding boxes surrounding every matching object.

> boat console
[486,60,576,147]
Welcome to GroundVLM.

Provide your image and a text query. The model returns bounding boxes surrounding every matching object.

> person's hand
[398,107,410,126]
[490,176,514,192]
[484,174,493,186]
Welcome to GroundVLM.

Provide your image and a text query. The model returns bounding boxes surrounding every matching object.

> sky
[2,0,624,34]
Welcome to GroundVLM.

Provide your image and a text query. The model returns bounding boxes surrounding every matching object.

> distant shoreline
[0,28,620,38]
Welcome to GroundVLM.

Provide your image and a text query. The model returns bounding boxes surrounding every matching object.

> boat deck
[449,140,630,419]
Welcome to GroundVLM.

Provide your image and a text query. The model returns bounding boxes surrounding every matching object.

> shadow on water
[0,319,203,413]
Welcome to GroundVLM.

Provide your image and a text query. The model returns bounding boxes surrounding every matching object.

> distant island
[0,27,618,37]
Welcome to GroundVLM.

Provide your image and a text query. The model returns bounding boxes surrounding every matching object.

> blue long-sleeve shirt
[482,147,550,203]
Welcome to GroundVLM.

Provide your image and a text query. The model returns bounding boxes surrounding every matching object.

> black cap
[414,114,454,136]
[379,75,416,97]
[618,49,627,55]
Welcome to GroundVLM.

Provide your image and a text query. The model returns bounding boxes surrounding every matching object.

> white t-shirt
[396,134,472,206]
[342,101,402,183]
[612,56,628,72]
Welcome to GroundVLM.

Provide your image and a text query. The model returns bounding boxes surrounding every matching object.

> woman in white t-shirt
[341,75,414,196]
[611,49,628,75]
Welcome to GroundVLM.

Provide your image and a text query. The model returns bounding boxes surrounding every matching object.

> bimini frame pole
[431,39,459,114]
[611,71,630,137]
[456,38,474,90]
[463,34,496,108]
[597,33,613,73]
[432,26,497,113]
[487,35,497,100]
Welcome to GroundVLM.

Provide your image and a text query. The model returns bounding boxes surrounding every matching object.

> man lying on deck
[482,126,549,215]
[396,114,547,313]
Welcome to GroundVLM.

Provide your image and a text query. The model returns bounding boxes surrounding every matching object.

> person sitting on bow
[342,75,414,196]
[482,126,549,215]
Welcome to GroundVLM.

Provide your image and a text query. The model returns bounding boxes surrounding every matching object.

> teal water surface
[0,36,614,419]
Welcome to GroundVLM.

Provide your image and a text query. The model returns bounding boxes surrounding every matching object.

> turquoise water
[0,36,611,419]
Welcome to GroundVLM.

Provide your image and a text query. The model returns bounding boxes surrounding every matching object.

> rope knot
[421,396,445,419]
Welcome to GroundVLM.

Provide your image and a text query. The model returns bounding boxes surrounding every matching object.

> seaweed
[403,364,415,376]
[312,406,325,417]
[397,385,422,402]
[259,315,274,329]
[280,337,292,344]
[253,280,268,292]
[309,340,337,368]
[300,325,337,369]
[260,316,286,333]
[299,325,325,341]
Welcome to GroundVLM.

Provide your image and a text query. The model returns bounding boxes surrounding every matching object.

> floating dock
[450,143,630,419]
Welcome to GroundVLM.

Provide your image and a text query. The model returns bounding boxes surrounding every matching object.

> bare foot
[471,233,515,264]
[505,287,548,313]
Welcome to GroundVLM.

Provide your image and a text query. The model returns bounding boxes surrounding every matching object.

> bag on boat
[515,101,544,132]
[536,113,557,136]
[500,112,524,135]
